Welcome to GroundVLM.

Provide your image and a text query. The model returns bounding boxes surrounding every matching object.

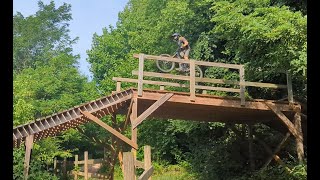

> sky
[13,0,129,80]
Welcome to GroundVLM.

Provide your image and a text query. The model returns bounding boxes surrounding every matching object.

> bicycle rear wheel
[156,54,175,72]
[185,65,203,78]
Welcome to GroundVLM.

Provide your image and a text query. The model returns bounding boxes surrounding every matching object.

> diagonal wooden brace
[81,111,138,150]
[264,102,303,142]
[132,93,173,129]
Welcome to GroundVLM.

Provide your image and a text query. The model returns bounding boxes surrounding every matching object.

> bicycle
[156,49,203,78]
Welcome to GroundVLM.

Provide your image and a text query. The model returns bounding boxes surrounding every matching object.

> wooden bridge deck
[128,88,296,124]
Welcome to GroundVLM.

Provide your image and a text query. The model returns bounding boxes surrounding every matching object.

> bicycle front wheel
[156,54,175,72]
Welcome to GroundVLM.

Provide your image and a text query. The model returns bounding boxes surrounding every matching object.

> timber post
[124,152,135,180]
[144,146,152,180]
[23,135,34,180]
[138,54,145,97]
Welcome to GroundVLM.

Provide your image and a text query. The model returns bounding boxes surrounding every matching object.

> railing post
[239,66,245,106]
[189,60,196,101]
[116,81,121,92]
[138,54,145,97]
[144,146,152,180]
[84,151,88,180]
[124,152,135,180]
[286,71,294,104]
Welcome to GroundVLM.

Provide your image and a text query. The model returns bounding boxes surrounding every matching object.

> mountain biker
[171,33,190,71]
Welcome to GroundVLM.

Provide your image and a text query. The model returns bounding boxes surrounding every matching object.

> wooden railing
[113,53,291,106]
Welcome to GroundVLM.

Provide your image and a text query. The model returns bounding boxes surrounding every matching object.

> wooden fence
[71,151,107,180]
[112,53,292,106]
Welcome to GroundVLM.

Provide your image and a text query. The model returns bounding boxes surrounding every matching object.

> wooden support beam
[138,166,154,180]
[144,145,152,180]
[84,151,88,180]
[81,111,138,150]
[294,112,304,163]
[286,72,294,104]
[130,98,138,159]
[121,99,134,132]
[262,132,291,169]
[138,54,145,97]
[132,93,173,129]
[24,135,34,180]
[189,60,196,101]
[124,152,135,180]
[264,102,303,141]
[240,66,245,106]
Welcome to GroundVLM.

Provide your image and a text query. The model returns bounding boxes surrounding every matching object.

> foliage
[13,0,78,73]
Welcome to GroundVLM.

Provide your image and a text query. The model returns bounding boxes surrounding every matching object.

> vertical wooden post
[294,112,304,163]
[116,81,121,92]
[63,157,67,179]
[239,66,245,106]
[189,60,196,101]
[54,157,57,175]
[130,98,138,158]
[124,152,135,180]
[23,134,34,180]
[138,54,145,97]
[84,151,88,180]
[247,124,255,170]
[144,146,152,180]
[160,85,164,90]
[286,71,294,104]
[74,155,78,180]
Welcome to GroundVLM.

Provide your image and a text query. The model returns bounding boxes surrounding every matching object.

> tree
[13,0,78,73]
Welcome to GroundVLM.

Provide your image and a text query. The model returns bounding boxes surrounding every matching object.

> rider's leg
[182,48,190,71]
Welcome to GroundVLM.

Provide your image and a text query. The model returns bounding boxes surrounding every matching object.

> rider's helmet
[171,33,180,41]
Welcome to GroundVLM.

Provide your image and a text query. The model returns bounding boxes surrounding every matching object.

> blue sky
[13,0,129,80]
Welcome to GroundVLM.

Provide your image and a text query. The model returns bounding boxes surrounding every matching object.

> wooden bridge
[13,54,305,179]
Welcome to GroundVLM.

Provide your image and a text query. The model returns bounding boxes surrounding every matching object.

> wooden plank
[133,54,242,69]
[130,98,138,158]
[81,111,138,150]
[133,54,187,64]
[189,60,196,101]
[23,135,34,180]
[124,152,135,180]
[135,160,144,169]
[138,53,145,96]
[84,151,88,180]
[240,66,245,106]
[132,71,287,89]
[133,93,173,129]
[196,85,240,93]
[138,166,154,180]
[265,102,302,141]
[144,146,152,180]
[286,72,293,103]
